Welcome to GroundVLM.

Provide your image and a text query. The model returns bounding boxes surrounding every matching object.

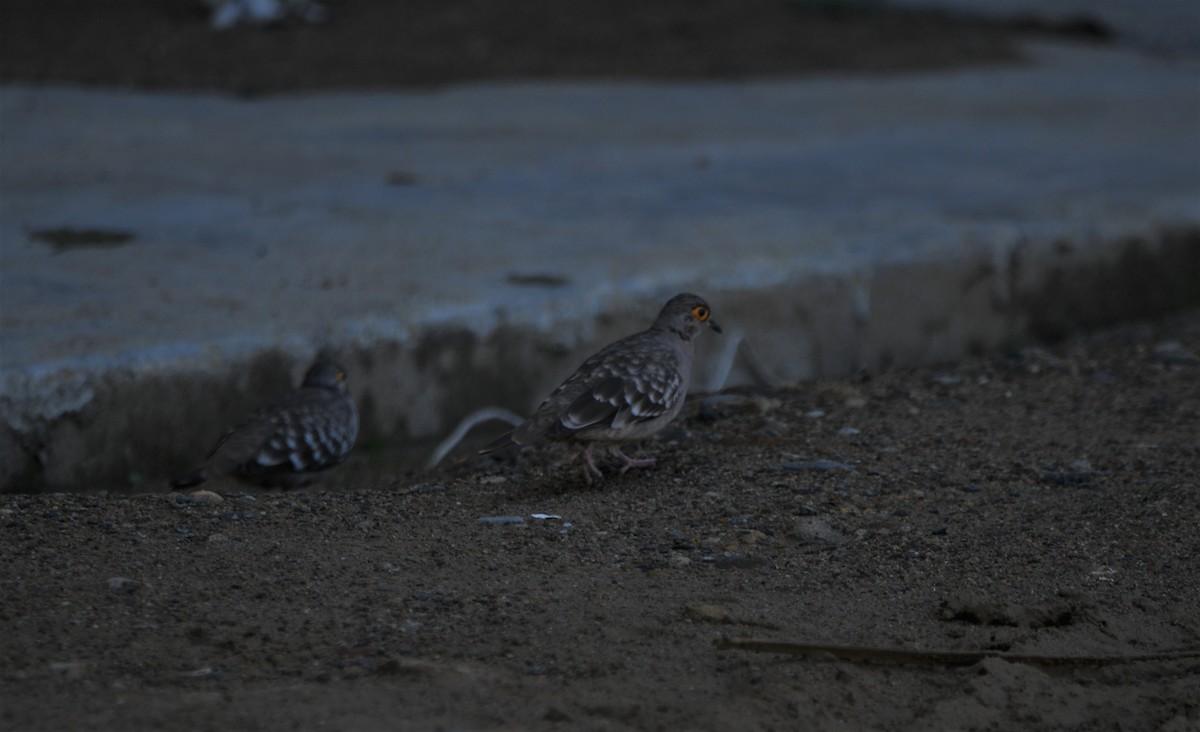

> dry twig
[714,637,1200,668]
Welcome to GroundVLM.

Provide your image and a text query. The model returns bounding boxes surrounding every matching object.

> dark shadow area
[0,0,1108,93]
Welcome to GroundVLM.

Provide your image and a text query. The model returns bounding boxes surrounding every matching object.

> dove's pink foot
[612,447,656,476]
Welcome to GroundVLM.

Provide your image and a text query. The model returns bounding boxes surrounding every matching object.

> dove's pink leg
[612,447,656,475]
[579,443,605,485]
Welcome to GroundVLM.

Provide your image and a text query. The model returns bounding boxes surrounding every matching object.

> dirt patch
[0,0,1101,94]
[2,312,1198,730]
[28,227,136,254]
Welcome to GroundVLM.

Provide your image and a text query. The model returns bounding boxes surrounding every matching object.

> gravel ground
[3,312,1198,731]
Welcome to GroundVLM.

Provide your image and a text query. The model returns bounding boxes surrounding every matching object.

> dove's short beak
[709,319,722,334]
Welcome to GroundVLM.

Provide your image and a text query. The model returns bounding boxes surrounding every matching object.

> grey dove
[171,360,358,488]
[482,293,720,484]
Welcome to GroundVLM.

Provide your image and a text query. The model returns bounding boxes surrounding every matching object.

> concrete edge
[3,223,1198,492]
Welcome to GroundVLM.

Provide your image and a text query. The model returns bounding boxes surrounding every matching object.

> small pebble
[740,529,769,546]
[478,515,525,525]
[106,577,140,593]
[683,604,730,623]
[714,552,765,569]
[788,517,847,545]
[48,661,88,679]
[669,554,691,568]
[188,490,224,506]
[1150,341,1198,365]
[782,459,854,472]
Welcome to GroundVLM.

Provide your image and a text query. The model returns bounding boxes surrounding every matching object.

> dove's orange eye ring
[691,305,710,322]
[336,370,347,382]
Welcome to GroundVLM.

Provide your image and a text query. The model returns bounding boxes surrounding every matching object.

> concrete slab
[2,40,1198,491]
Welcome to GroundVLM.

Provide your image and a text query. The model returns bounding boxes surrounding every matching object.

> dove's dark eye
[691,306,710,322]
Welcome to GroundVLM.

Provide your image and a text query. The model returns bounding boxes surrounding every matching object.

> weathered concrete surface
[2,41,1198,492]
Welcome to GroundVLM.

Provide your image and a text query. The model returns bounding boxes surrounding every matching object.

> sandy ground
[3,312,1198,731]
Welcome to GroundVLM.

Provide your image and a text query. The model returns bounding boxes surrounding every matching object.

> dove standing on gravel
[482,293,720,484]
[171,360,358,488]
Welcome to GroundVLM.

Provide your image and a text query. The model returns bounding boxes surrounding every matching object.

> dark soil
[3,313,1198,730]
[0,0,1063,94]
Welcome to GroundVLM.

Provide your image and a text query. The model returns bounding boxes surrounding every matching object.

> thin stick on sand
[714,637,1200,668]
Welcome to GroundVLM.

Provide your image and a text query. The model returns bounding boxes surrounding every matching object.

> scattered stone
[714,552,766,569]
[478,475,508,485]
[683,604,732,624]
[478,515,525,525]
[106,577,141,593]
[188,490,224,505]
[787,517,847,546]
[669,553,691,568]
[837,427,861,436]
[177,667,222,680]
[782,459,854,472]
[1040,467,1108,487]
[740,529,770,546]
[929,398,963,409]
[1150,341,1199,365]
[48,661,89,679]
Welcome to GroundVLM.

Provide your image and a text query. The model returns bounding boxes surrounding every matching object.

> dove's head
[302,360,350,394]
[654,293,721,341]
